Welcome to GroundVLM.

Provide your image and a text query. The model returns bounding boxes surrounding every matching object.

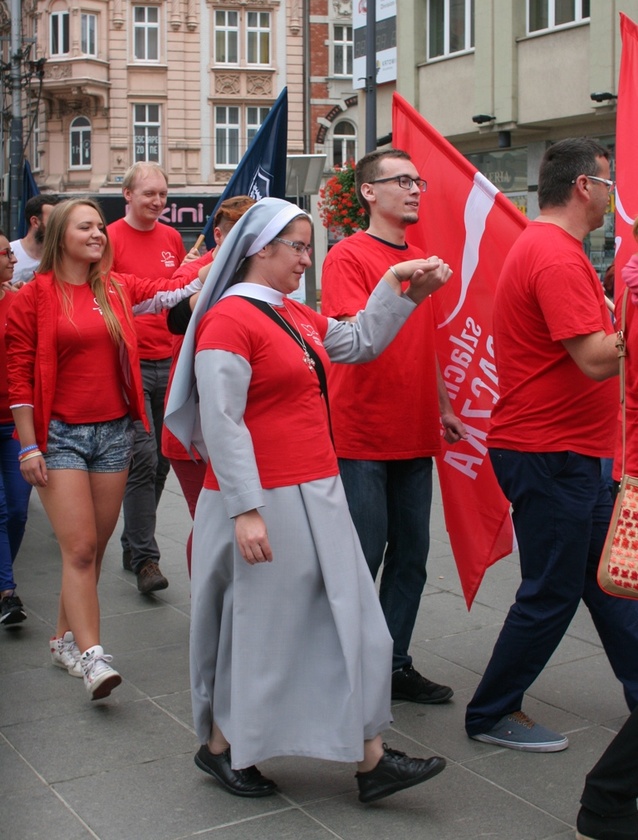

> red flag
[392,93,527,607]
[615,13,638,293]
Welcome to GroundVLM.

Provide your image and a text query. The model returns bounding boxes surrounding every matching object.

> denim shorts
[45,416,135,472]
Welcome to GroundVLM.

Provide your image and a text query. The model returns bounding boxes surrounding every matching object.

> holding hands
[386,257,452,306]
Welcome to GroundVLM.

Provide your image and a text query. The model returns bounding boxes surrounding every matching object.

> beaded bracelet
[18,443,39,457]
[19,451,42,464]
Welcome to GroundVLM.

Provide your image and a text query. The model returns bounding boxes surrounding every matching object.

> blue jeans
[0,424,32,592]
[338,457,433,671]
[465,449,638,736]
[121,358,171,572]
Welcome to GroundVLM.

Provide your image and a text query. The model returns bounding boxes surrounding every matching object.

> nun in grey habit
[164,197,448,802]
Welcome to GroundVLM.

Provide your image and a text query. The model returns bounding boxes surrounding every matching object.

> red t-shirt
[0,292,17,424]
[162,249,214,460]
[320,231,441,460]
[170,249,213,283]
[196,296,336,490]
[488,221,616,457]
[108,218,186,359]
[51,283,128,423]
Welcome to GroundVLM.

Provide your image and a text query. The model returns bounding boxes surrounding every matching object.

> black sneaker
[136,561,169,594]
[0,593,27,626]
[356,744,446,803]
[391,665,453,704]
[122,549,133,572]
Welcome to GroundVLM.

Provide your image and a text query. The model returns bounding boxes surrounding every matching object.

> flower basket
[318,161,369,238]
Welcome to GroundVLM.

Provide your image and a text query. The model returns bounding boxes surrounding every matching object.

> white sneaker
[81,645,122,700]
[50,631,82,677]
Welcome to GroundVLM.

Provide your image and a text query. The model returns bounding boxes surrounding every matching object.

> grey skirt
[190,474,393,769]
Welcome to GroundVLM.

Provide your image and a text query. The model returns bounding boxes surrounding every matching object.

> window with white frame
[32,111,42,172]
[246,106,269,144]
[332,121,357,169]
[81,13,97,56]
[528,0,590,33]
[133,104,161,162]
[215,106,240,166]
[215,10,239,63]
[333,25,353,76]
[427,0,474,59]
[133,6,160,62]
[70,116,92,168]
[50,11,70,57]
[246,11,270,65]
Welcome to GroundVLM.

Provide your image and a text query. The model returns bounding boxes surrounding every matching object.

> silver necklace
[268,302,316,373]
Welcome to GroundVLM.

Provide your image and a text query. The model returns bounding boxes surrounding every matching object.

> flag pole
[365,1,377,152]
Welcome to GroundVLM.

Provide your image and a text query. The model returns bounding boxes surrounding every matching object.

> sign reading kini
[392,93,528,607]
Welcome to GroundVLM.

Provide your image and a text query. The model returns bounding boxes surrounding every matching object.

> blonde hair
[39,198,132,345]
[122,161,168,192]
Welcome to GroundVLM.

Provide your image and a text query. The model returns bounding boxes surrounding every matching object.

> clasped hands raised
[386,257,452,306]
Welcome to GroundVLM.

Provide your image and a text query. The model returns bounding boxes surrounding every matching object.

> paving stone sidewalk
[1,471,625,840]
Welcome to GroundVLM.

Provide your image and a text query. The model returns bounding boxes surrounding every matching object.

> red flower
[318,161,369,237]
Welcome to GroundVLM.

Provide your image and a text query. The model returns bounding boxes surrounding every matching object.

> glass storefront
[467,136,616,282]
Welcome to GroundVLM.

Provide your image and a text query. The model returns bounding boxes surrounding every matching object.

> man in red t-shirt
[321,149,466,705]
[108,162,186,594]
[466,137,638,753]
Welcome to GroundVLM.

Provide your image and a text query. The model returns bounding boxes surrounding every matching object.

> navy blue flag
[199,87,288,249]
[18,159,40,238]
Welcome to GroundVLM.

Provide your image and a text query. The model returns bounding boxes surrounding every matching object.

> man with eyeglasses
[321,148,466,706]
[465,137,638,756]
[10,195,60,285]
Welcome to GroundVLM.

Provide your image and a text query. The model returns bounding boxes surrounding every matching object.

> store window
[133,104,161,162]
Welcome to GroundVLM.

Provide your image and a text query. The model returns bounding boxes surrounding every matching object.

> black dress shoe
[194,745,278,797]
[356,744,446,803]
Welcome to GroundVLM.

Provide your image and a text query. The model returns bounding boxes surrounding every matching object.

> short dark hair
[24,194,60,226]
[538,138,610,209]
[355,149,413,214]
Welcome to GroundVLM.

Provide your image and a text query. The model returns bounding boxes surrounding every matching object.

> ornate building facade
[1,0,314,241]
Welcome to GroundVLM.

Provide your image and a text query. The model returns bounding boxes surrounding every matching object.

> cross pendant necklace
[268,303,316,374]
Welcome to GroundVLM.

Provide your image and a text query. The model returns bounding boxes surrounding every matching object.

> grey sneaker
[50,631,82,677]
[470,711,569,752]
[81,645,122,700]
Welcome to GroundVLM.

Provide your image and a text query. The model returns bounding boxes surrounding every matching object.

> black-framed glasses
[273,237,313,256]
[368,175,428,193]
[0,247,15,258]
[571,175,615,193]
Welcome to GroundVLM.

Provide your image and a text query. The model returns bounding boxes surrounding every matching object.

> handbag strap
[618,288,629,476]
[242,297,333,443]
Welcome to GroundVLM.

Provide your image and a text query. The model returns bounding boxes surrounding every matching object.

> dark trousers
[0,423,32,592]
[338,457,433,672]
[581,705,638,817]
[121,358,171,571]
[466,449,638,736]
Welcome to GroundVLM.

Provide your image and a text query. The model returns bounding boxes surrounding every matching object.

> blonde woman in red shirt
[5,198,201,701]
